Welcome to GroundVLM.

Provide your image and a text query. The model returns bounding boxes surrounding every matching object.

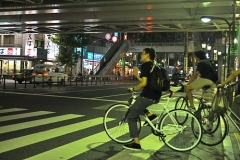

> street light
[201,43,206,49]
[200,16,232,75]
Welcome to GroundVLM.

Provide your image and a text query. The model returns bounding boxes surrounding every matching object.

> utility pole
[184,32,189,74]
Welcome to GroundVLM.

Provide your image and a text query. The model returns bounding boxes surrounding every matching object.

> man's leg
[185,84,195,109]
[124,96,152,150]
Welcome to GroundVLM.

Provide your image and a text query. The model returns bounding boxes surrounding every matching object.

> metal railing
[0,75,137,89]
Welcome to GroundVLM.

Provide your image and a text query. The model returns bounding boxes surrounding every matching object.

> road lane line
[24,125,177,160]
[0,111,54,122]
[0,108,28,114]
[0,117,114,153]
[0,91,125,103]
[0,114,84,134]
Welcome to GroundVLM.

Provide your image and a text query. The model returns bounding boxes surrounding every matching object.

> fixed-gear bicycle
[175,85,228,146]
[103,86,202,152]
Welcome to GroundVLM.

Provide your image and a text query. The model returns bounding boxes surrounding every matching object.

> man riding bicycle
[124,48,161,151]
[185,50,216,112]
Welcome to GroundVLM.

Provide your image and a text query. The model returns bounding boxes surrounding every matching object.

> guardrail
[0,75,137,89]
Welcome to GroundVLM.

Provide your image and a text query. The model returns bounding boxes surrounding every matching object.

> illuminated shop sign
[0,47,21,55]
[87,52,103,61]
[45,34,59,60]
[25,34,36,56]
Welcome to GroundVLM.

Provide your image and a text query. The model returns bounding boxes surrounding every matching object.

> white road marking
[0,114,84,134]
[0,111,54,122]
[0,108,28,114]
[0,117,113,153]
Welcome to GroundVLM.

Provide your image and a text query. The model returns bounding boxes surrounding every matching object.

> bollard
[49,76,52,89]
[69,76,72,86]
[57,76,59,88]
[3,75,6,89]
[42,76,44,88]
[86,76,88,86]
[63,76,66,87]
[81,76,83,86]
[14,79,17,89]
[33,76,36,88]
[24,76,27,88]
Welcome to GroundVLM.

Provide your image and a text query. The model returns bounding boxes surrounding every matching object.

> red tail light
[32,73,36,76]
[43,72,49,77]
[12,75,14,78]
[24,76,26,78]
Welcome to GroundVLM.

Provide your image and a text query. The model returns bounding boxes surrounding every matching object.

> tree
[51,34,92,74]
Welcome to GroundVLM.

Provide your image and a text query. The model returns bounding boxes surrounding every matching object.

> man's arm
[187,71,200,85]
[129,76,147,91]
[218,69,240,87]
[133,66,142,82]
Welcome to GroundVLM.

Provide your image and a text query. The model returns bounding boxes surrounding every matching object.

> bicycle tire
[174,97,189,125]
[175,96,188,110]
[103,103,141,144]
[159,109,202,151]
[194,107,228,146]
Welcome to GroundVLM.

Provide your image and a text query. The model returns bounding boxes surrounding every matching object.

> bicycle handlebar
[127,88,133,93]
[229,79,240,87]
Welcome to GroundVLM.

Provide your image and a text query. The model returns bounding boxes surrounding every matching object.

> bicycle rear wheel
[194,107,228,146]
[175,96,188,110]
[159,109,202,151]
[103,103,141,144]
[174,97,188,124]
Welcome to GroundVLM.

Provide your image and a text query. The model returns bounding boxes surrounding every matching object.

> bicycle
[175,85,229,146]
[220,80,240,132]
[103,86,202,152]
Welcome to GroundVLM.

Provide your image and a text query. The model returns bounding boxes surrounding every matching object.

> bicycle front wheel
[103,103,141,144]
[159,109,202,152]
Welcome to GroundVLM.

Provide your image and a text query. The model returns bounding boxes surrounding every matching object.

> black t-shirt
[139,61,162,100]
[196,59,215,82]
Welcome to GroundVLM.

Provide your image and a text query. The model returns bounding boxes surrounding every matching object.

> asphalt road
[0,83,239,160]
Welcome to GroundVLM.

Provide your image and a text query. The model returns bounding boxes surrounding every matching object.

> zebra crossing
[0,107,230,160]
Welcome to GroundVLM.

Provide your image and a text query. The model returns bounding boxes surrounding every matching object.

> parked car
[32,64,67,85]
[12,69,34,84]
[170,72,189,91]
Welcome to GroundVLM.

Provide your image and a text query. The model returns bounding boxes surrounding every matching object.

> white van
[32,64,67,85]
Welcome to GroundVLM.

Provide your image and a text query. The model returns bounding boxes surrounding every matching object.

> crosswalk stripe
[24,123,123,160]
[107,128,176,160]
[24,125,176,160]
[0,108,28,114]
[0,114,84,134]
[0,117,114,153]
[0,111,55,122]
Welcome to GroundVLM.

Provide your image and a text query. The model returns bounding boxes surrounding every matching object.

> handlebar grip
[127,89,133,93]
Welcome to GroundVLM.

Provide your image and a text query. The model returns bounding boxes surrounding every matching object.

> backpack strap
[150,61,156,73]
[205,60,215,74]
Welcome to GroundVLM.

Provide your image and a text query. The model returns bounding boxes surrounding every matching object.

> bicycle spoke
[160,109,202,151]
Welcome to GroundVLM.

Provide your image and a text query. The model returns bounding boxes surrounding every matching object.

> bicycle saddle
[170,86,182,92]
[202,85,211,90]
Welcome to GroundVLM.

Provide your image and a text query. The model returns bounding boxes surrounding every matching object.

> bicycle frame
[127,86,183,135]
[142,91,180,133]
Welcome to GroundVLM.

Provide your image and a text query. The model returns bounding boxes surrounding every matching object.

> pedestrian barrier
[0,75,137,89]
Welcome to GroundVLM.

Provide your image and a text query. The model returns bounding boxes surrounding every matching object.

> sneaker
[143,114,158,126]
[123,142,141,151]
